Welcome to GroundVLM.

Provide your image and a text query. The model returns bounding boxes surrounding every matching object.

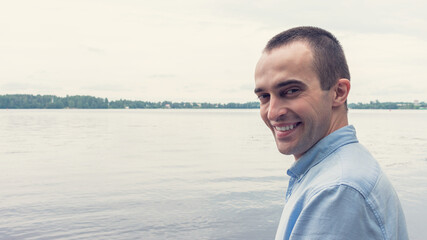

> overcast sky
[1,0,426,103]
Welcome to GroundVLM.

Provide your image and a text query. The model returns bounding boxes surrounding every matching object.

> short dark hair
[265,26,350,90]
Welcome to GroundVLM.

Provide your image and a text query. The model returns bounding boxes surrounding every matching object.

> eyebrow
[254,79,304,94]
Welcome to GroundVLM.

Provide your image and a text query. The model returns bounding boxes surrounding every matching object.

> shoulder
[291,184,385,239]
[287,142,409,240]
[306,142,382,199]
[335,142,382,197]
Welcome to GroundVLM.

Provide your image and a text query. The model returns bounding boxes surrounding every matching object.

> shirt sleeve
[288,184,384,240]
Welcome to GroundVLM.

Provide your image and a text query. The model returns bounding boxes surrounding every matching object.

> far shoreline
[0,94,426,110]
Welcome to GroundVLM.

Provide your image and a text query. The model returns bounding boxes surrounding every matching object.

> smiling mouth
[274,122,301,132]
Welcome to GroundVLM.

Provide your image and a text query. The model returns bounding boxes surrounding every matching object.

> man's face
[254,41,335,160]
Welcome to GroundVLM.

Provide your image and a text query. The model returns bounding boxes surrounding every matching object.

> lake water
[0,109,426,240]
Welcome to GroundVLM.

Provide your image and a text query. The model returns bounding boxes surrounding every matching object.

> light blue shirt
[275,125,408,240]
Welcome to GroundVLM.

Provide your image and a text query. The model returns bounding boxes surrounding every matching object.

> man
[254,26,408,240]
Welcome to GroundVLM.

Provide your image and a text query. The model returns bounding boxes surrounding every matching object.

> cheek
[287,99,312,117]
[297,95,329,117]
[260,107,271,127]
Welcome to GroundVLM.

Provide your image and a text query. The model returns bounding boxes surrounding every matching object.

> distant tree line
[0,94,260,109]
[0,95,109,109]
[348,100,426,109]
[1,94,425,110]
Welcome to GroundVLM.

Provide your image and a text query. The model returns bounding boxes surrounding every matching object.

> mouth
[274,122,301,132]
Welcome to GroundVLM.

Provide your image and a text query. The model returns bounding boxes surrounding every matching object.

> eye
[257,93,270,104]
[282,88,300,97]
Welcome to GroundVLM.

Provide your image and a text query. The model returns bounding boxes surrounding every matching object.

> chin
[276,144,293,155]
[278,150,292,155]
[276,141,305,158]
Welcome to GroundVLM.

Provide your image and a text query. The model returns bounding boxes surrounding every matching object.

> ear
[332,78,350,107]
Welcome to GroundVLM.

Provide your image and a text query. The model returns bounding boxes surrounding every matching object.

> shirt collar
[287,125,359,179]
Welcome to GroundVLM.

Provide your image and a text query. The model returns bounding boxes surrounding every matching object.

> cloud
[84,46,106,55]
[146,74,177,79]
[2,82,50,91]
[0,0,426,102]
[80,84,129,91]
[0,81,64,97]
[240,84,255,91]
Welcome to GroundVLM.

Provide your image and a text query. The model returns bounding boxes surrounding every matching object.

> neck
[327,109,349,136]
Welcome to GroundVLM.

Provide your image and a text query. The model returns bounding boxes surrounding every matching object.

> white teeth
[275,123,298,131]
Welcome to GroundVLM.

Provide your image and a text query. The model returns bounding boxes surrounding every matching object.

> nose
[267,96,287,121]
